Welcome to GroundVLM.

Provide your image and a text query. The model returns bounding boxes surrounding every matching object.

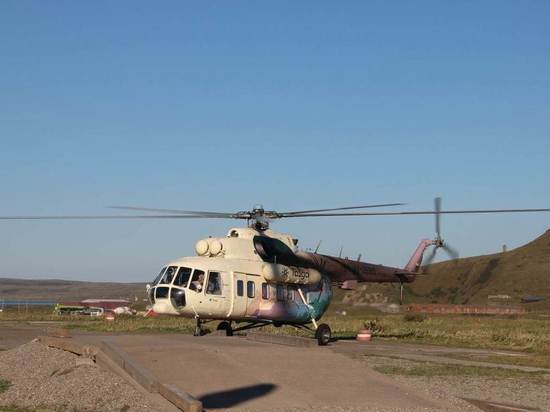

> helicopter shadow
[198,383,277,409]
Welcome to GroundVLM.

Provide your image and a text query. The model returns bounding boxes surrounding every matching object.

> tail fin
[404,239,434,273]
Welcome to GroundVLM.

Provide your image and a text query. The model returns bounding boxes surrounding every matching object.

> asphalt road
[91,333,447,411]
[2,322,545,411]
[0,323,449,410]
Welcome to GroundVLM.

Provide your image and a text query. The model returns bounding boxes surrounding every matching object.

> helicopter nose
[153,299,175,314]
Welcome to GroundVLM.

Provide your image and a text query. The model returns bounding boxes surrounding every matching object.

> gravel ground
[232,408,453,412]
[363,356,550,411]
[0,340,156,411]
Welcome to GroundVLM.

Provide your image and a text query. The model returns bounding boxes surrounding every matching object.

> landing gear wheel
[217,321,233,336]
[194,318,204,336]
[315,323,331,346]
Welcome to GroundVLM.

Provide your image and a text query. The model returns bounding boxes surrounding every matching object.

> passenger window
[261,283,269,300]
[174,267,192,286]
[160,266,177,284]
[237,280,244,296]
[206,272,222,295]
[189,270,205,292]
[247,281,255,298]
[287,285,294,301]
[276,285,285,301]
[306,283,321,303]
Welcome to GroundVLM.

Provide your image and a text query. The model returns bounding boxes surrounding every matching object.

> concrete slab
[97,334,449,411]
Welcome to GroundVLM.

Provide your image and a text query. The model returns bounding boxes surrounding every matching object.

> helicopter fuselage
[146,227,429,326]
[148,255,332,324]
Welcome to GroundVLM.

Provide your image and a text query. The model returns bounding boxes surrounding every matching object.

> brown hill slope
[408,229,550,305]
[0,278,146,301]
[335,229,550,310]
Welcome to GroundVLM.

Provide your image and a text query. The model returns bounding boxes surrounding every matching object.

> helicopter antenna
[338,246,343,258]
[314,240,322,253]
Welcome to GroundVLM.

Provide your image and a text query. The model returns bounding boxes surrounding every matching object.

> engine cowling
[262,263,321,285]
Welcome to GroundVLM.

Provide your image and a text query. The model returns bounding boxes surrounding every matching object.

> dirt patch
[366,356,550,411]
[0,341,155,411]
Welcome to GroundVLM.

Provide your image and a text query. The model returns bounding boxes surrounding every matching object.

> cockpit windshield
[151,265,207,294]
[160,266,178,284]
[152,267,166,286]
[174,267,192,287]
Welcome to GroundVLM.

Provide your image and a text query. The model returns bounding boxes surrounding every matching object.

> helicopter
[2,198,550,345]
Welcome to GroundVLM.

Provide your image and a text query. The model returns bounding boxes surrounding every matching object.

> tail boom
[404,239,435,273]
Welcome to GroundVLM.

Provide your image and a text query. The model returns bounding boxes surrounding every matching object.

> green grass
[0,379,11,394]
[0,306,63,322]
[64,315,197,334]
[320,313,550,353]
[373,361,549,381]
[3,306,550,356]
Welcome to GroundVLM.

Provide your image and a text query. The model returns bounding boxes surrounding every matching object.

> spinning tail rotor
[423,197,460,267]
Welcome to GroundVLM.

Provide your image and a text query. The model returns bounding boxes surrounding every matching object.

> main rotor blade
[434,197,441,238]
[108,206,236,217]
[0,214,239,220]
[442,244,459,260]
[280,207,550,217]
[280,203,406,216]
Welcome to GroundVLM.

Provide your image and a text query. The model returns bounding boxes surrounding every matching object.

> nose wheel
[194,318,206,336]
[315,323,331,346]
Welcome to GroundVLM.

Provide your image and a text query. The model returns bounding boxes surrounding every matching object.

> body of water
[0,300,57,307]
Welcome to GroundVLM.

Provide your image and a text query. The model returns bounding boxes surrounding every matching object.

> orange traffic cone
[356,329,372,342]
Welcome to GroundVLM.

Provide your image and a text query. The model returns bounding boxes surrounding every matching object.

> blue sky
[1,1,549,282]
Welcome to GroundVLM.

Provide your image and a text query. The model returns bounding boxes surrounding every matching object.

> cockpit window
[160,266,177,284]
[189,269,205,292]
[152,267,166,285]
[174,267,192,286]
[206,272,222,295]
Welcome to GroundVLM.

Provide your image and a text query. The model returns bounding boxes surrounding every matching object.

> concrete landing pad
[96,334,448,411]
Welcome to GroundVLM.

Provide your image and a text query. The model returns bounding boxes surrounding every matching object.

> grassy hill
[0,278,146,302]
[410,229,550,305]
[335,229,550,311]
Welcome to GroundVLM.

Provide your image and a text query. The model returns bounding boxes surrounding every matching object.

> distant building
[64,299,131,310]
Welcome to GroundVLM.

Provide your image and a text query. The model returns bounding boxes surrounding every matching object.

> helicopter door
[231,272,248,318]
[204,271,231,317]
[244,276,260,318]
